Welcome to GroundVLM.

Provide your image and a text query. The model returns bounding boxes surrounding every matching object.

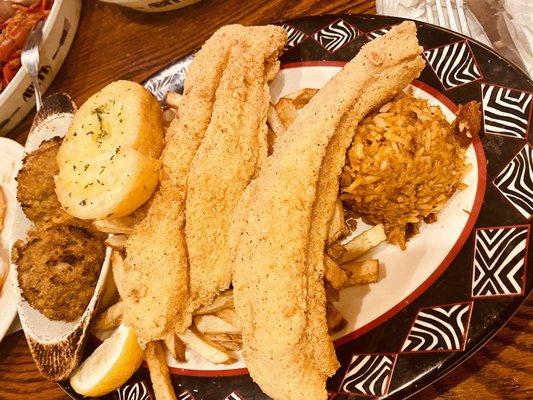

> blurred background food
[0,0,80,135]
[0,1,51,93]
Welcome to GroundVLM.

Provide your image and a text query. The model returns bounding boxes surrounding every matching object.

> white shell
[9,94,111,381]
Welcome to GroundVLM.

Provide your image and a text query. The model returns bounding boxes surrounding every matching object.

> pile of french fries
[90,89,388,399]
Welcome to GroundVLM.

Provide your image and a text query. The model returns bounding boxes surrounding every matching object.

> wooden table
[1,0,531,398]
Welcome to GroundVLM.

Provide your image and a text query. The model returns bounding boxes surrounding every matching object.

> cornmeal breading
[185,26,286,313]
[229,22,425,400]
[123,26,241,346]
[123,25,286,346]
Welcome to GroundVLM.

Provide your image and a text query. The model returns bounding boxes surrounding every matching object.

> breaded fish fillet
[122,25,286,346]
[123,25,246,346]
[230,22,425,400]
[185,27,286,312]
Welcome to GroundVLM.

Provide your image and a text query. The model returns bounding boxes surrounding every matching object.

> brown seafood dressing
[12,137,106,321]
[12,225,106,321]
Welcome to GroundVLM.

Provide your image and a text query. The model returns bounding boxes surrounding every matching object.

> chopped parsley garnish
[91,103,111,144]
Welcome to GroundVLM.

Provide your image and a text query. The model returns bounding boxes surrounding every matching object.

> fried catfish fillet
[185,27,286,312]
[230,22,425,400]
[122,25,286,346]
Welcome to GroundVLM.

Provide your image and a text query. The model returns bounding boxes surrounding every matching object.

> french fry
[267,104,286,138]
[105,234,128,251]
[204,333,243,352]
[326,302,347,333]
[215,308,240,329]
[339,224,387,264]
[93,216,135,234]
[98,252,119,311]
[326,241,347,261]
[165,91,182,110]
[214,341,242,352]
[146,341,177,400]
[163,333,186,362]
[204,333,242,343]
[342,259,380,285]
[111,251,125,296]
[267,126,276,155]
[281,88,318,108]
[327,198,347,244]
[162,108,176,127]
[0,187,5,233]
[275,98,297,128]
[194,315,240,335]
[324,281,340,303]
[93,300,123,330]
[178,328,235,364]
[324,255,348,290]
[194,291,234,315]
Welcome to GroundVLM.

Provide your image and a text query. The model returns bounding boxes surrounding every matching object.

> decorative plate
[60,14,532,400]
[0,138,24,342]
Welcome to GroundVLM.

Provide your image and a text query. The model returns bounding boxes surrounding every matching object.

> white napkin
[376,0,492,46]
[376,0,532,77]
[500,0,533,77]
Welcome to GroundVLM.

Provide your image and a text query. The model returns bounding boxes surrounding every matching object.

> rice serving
[340,93,480,249]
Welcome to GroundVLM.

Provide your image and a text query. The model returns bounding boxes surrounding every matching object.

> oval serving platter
[60,14,531,400]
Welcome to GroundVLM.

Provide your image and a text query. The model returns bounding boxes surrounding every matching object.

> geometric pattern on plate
[312,19,362,53]
[366,27,392,40]
[340,353,395,396]
[401,302,472,352]
[482,83,532,139]
[281,23,308,51]
[116,380,151,400]
[223,392,245,400]
[493,144,533,219]
[178,390,197,399]
[423,41,482,89]
[472,226,529,297]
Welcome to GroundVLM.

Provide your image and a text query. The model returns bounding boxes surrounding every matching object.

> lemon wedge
[70,324,144,396]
